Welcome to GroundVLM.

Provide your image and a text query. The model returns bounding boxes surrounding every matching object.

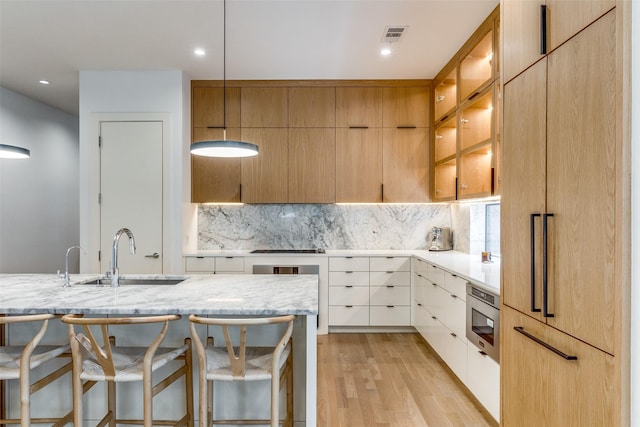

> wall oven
[466,283,500,362]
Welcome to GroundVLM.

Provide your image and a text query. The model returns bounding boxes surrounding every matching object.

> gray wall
[0,87,79,273]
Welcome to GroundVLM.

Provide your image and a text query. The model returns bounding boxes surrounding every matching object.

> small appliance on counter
[428,226,453,251]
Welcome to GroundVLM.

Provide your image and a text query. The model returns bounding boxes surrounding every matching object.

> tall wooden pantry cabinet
[501,1,630,426]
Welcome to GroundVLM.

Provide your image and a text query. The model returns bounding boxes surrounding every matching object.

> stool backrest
[189,314,295,379]
[61,314,180,379]
[0,313,59,368]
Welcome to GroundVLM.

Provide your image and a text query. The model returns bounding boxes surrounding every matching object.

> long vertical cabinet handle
[530,213,542,312]
[543,213,555,318]
[540,5,547,55]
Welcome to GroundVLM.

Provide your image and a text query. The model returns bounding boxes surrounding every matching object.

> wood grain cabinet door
[240,128,288,203]
[336,87,383,128]
[546,0,615,52]
[382,87,429,128]
[501,59,547,323]
[288,128,336,203]
[502,0,544,84]
[545,10,617,354]
[241,87,288,128]
[336,128,383,203]
[382,128,429,203]
[502,306,615,427]
[289,87,336,128]
[192,87,241,128]
[191,128,242,203]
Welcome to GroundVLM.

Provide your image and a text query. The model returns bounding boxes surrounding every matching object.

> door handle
[514,326,576,360]
[145,252,160,259]
[530,213,542,313]
[543,213,554,318]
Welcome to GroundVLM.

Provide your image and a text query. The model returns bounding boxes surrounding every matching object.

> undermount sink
[79,277,187,286]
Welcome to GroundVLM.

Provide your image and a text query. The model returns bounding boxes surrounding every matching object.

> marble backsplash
[198,204,452,250]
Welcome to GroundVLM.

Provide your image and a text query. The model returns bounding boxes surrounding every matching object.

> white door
[99,121,163,275]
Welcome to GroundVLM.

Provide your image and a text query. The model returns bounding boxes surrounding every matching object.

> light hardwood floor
[317,333,497,427]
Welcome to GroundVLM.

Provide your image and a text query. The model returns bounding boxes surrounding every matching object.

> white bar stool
[188,314,294,427]
[0,313,73,426]
[61,314,194,427]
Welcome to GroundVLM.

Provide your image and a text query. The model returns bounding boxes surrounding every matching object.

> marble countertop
[184,249,500,293]
[0,274,318,316]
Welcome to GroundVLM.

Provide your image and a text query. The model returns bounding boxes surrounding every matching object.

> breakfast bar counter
[0,273,319,426]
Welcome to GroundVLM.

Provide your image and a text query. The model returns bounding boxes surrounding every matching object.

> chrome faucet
[59,245,85,287]
[111,228,136,287]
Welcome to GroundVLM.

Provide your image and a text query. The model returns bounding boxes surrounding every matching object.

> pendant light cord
[223,0,227,139]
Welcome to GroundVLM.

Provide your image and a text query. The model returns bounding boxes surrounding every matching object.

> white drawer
[413,256,429,275]
[369,256,410,272]
[370,270,410,287]
[329,257,369,272]
[328,286,370,305]
[185,256,215,273]
[215,256,245,272]
[329,271,369,286]
[467,343,500,421]
[369,306,411,326]
[329,305,369,326]
[426,263,445,286]
[444,272,467,301]
[442,295,467,341]
[370,285,410,306]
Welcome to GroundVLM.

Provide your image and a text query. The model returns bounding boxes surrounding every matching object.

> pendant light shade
[0,144,30,159]
[190,139,258,158]
[190,0,258,158]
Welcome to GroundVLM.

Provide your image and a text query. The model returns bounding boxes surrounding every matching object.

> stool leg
[271,370,279,427]
[107,380,116,427]
[286,352,293,427]
[184,338,194,427]
[19,364,31,427]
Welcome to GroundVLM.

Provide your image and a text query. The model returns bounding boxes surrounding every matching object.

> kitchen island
[0,273,318,426]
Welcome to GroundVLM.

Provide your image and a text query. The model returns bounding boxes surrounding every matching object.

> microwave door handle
[530,213,542,313]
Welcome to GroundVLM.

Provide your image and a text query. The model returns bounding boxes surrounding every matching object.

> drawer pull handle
[196,256,204,259]
[386,256,394,259]
[349,125,369,129]
[386,271,394,274]
[514,326,577,361]
[345,285,353,288]
[417,303,423,307]
[386,305,394,308]
[431,316,437,320]
[478,350,488,357]
[451,294,457,299]
[225,256,234,259]
[346,256,353,259]
[345,271,354,274]
[346,305,353,308]
[386,285,395,288]
[450,333,457,338]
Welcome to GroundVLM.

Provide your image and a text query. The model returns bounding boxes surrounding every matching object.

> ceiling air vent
[382,26,409,43]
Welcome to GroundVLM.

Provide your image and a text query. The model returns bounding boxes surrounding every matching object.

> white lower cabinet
[329,305,369,326]
[466,342,500,420]
[184,256,245,274]
[412,256,497,421]
[329,256,411,327]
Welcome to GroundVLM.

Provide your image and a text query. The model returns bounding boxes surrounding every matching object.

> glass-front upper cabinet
[434,159,457,201]
[459,30,494,102]
[434,116,457,163]
[460,88,493,151]
[434,67,457,122]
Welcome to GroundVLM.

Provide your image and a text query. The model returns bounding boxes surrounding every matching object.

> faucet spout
[111,228,136,288]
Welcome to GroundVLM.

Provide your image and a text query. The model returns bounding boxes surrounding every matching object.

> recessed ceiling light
[194,48,205,56]
[39,80,50,85]
[380,47,392,56]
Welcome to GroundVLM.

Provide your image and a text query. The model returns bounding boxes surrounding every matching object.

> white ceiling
[0,0,498,116]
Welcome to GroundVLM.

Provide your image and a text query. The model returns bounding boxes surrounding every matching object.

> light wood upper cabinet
[382,87,429,128]
[192,87,240,128]
[336,128,383,203]
[191,128,242,203]
[241,87,288,128]
[240,128,288,203]
[336,87,383,128]
[501,306,616,427]
[502,0,615,84]
[382,128,429,203]
[459,30,493,102]
[289,87,335,128]
[434,67,457,122]
[288,128,336,203]
[545,11,616,353]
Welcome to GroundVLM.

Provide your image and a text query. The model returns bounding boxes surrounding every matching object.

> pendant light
[0,144,30,159]
[190,0,258,158]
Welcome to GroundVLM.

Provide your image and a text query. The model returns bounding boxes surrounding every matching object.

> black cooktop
[250,249,326,254]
